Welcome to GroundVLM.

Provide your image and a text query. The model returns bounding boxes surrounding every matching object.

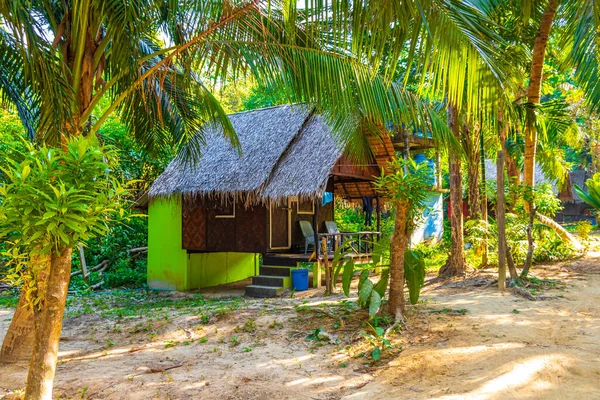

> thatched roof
[483,159,557,193]
[149,104,344,204]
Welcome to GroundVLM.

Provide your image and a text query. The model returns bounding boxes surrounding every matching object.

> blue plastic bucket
[291,269,309,291]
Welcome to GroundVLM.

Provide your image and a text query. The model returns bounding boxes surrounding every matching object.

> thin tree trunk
[480,133,488,267]
[497,151,507,291]
[521,207,536,278]
[389,200,409,321]
[77,243,88,283]
[0,254,50,364]
[24,247,73,400]
[464,124,481,218]
[536,213,583,250]
[523,0,559,211]
[440,102,466,276]
[506,246,519,281]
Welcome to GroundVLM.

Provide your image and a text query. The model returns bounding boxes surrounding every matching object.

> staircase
[244,255,297,298]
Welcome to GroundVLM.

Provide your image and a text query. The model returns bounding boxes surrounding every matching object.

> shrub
[575,220,593,241]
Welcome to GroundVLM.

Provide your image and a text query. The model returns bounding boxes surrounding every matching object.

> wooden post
[497,151,507,291]
[321,237,333,295]
[313,200,320,258]
[78,243,88,283]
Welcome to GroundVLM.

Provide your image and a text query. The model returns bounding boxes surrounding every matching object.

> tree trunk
[0,290,34,364]
[25,247,73,400]
[506,246,519,281]
[480,133,488,267]
[523,0,559,211]
[440,102,466,276]
[0,254,50,364]
[497,151,507,291]
[536,213,584,251]
[521,207,536,278]
[388,200,409,321]
[464,123,481,218]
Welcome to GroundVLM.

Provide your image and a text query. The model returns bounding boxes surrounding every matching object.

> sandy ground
[1,253,599,400]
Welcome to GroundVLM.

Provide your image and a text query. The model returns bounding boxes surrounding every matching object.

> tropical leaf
[368,291,382,319]
[404,250,425,305]
[341,258,354,297]
[574,184,600,210]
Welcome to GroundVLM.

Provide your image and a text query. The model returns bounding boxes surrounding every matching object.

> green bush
[575,220,593,241]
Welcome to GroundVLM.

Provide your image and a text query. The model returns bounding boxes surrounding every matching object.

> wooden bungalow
[147,104,392,297]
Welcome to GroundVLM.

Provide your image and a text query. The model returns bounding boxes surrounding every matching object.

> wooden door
[270,200,290,249]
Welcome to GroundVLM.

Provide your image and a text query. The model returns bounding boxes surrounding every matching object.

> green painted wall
[148,196,259,290]
[147,196,188,290]
[188,252,258,289]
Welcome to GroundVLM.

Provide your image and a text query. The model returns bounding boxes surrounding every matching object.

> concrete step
[259,265,293,277]
[252,275,285,287]
[263,255,302,267]
[245,285,285,298]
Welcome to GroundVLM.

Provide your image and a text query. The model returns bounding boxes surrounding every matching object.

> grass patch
[64,290,243,321]
[0,290,19,308]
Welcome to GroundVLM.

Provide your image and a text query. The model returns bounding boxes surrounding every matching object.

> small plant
[164,340,180,349]
[229,335,240,347]
[268,320,284,329]
[240,319,257,334]
[305,327,327,342]
[575,220,593,241]
[105,339,115,347]
[360,324,392,361]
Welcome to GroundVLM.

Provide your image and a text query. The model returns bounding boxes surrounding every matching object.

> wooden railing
[317,231,380,258]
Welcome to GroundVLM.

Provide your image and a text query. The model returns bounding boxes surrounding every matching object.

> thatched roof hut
[149,104,383,204]
[483,159,557,193]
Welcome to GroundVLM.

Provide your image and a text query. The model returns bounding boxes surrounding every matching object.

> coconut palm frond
[561,0,600,111]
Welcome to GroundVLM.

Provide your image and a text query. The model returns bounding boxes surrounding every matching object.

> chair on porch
[299,221,315,254]
[325,221,341,250]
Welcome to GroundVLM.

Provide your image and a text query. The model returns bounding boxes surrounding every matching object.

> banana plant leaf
[574,184,600,210]
[404,250,425,305]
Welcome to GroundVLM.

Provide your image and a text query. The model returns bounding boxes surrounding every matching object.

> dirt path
[343,253,600,400]
[1,253,599,399]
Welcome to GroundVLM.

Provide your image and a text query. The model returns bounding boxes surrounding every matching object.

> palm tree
[3,0,505,397]
[0,1,440,398]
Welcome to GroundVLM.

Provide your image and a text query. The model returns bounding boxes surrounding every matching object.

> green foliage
[334,198,394,238]
[374,158,433,232]
[360,323,393,361]
[70,216,148,291]
[574,172,600,210]
[0,136,129,305]
[0,288,19,307]
[305,327,327,342]
[575,220,594,241]
[335,237,426,317]
[404,251,425,305]
[0,110,27,181]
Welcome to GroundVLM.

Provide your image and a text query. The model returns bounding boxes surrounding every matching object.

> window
[215,202,235,218]
[297,199,314,214]
[205,198,235,218]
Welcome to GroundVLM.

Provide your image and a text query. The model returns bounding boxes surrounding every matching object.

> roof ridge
[227,102,305,117]
[255,107,316,198]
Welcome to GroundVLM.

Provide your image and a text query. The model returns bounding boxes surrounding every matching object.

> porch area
[244,231,379,298]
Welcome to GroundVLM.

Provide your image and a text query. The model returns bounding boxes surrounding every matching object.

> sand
[1,253,599,399]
